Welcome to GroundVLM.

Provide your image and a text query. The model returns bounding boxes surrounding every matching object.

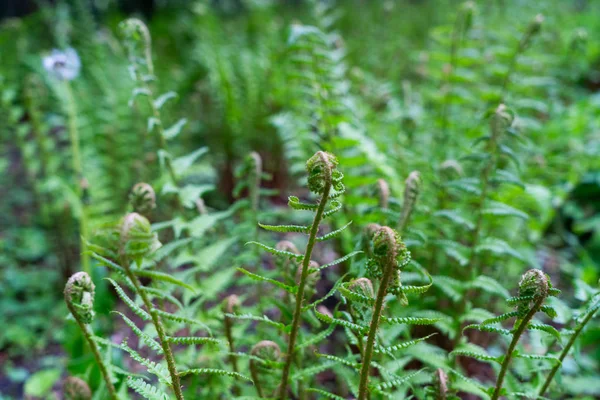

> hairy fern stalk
[249,151,351,398]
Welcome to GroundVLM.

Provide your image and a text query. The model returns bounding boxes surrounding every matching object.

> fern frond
[306,388,346,400]
[126,377,169,400]
[515,353,561,364]
[296,324,335,351]
[309,251,363,273]
[481,311,519,325]
[373,368,425,391]
[527,323,561,339]
[132,269,195,292]
[316,221,353,241]
[237,267,297,294]
[464,324,512,336]
[316,353,360,370]
[323,200,342,218]
[113,311,163,354]
[373,333,436,355]
[245,242,304,261]
[380,316,441,325]
[178,368,252,381]
[120,340,172,384]
[223,313,286,331]
[314,307,368,333]
[258,223,310,234]
[105,278,151,321]
[288,195,318,211]
[166,336,221,346]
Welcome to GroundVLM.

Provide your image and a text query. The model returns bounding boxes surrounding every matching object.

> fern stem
[439,10,464,144]
[65,293,117,399]
[144,82,178,185]
[501,15,542,99]
[538,303,598,397]
[491,297,543,400]
[122,258,185,400]
[223,314,241,395]
[278,181,332,399]
[64,81,90,274]
[357,255,395,400]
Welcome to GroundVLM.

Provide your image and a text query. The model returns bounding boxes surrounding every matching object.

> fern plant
[244,150,356,398]
[452,269,561,399]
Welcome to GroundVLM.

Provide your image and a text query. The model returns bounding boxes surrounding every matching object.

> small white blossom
[42,48,81,81]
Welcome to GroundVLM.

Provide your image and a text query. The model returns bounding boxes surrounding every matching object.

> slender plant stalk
[500,14,543,99]
[491,297,543,400]
[65,273,118,400]
[79,323,118,399]
[538,301,598,397]
[358,227,406,400]
[357,255,394,400]
[64,81,90,274]
[121,256,184,400]
[440,2,472,142]
[278,176,332,399]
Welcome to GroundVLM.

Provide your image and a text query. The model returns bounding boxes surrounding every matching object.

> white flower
[42,48,81,81]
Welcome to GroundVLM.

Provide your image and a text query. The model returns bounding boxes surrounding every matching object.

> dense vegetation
[1,0,600,399]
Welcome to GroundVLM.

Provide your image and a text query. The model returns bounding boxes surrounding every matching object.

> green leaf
[434,210,475,230]
[483,200,529,220]
[163,118,187,140]
[475,237,525,262]
[172,147,209,175]
[153,91,177,110]
[24,368,61,397]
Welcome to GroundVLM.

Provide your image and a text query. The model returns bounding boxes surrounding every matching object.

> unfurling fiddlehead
[234,151,263,213]
[129,182,156,216]
[64,273,118,399]
[358,226,411,400]
[250,340,282,398]
[63,376,92,400]
[398,171,421,233]
[501,14,544,97]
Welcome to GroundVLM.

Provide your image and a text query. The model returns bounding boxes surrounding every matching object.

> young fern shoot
[64,272,118,400]
[357,226,433,399]
[119,18,179,184]
[453,269,561,400]
[248,151,351,399]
